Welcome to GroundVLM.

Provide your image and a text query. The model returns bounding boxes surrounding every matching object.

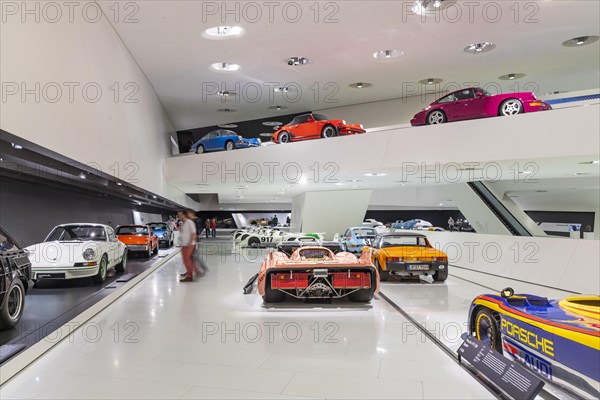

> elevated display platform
[166,103,599,202]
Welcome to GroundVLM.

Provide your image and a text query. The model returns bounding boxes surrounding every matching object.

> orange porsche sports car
[272,113,365,143]
[363,233,448,282]
[115,225,159,258]
[257,242,379,303]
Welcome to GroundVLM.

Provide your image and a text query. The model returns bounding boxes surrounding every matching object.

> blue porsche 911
[190,129,261,154]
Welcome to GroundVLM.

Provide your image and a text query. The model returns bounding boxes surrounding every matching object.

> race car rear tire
[433,269,448,282]
[348,289,373,303]
[427,110,446,125]
[376,259,389,281]
[278,131,290,143]
[225,140,235,151]
[474,308,502,351]
[248,237,260,248]
[263,278,285,303]
[196,145,205,154]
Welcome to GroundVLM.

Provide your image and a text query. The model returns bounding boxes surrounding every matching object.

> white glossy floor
[1,240,495,399]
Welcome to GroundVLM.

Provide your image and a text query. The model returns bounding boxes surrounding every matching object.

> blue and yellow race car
[468,288,599,398]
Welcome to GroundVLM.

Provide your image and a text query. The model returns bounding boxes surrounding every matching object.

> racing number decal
[260,237,274,243]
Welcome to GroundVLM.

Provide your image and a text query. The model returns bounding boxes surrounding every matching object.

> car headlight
[83,248,96,261]
[163,232,169,238]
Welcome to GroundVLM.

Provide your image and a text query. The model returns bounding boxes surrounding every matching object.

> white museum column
[291,190,373,240]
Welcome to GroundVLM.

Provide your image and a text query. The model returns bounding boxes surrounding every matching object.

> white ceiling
[102,0,600,131]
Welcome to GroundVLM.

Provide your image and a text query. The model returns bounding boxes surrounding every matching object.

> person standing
[448,217,455,231]
[178,210,201,282]
[167,216,177,232]
[210,218,217,238]
[204,218,211,238]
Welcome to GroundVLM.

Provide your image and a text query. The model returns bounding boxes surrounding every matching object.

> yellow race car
[362,233,448,282]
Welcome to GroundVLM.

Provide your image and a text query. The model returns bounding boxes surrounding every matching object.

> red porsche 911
[410,87,552,126]
[272,113,366,143]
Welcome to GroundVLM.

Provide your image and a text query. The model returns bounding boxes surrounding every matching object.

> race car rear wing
[277,240,342,256]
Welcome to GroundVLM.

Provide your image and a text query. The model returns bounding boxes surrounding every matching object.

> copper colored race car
[256,242,379,303]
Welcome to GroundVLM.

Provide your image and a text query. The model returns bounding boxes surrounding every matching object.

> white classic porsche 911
[27,223,128,284]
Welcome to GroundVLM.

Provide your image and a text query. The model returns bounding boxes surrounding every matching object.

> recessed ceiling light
[349,82,373,89]
[217,108,236,113]
[11,143,23,150]
[274,86,296,93]
[418,78,443,85]
[217,123,238,128]
[79,173,86,179]
[437,203,444,206]
[268,106,288,111]
[499,73,526,81]
[562,36,599,47]
[568,172,590,176]
[412,0,456,14]
[373,50,404,59]
[210,62,240,72]
[464,42,495,54]
[262,121,282,126]
[116,182,122,186]
[203,26,245,39]
[153,195,157,199]
[259,132,274,138]
[217,90,237,97]
[545,91,561,95]
[364,173,387,177]
[286,57,310,66]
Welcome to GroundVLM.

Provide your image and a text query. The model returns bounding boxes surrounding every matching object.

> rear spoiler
[277,241,342,256]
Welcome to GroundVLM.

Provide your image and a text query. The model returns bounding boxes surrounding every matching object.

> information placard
[458,336,544,400]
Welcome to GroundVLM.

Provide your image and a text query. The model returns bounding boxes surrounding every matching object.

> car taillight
[529,101,542,107]
[387,257,402,262]
[434,256,447,262]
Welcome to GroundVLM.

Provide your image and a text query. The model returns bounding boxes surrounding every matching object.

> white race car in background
[235,228,324,248]
[27,223,128,284]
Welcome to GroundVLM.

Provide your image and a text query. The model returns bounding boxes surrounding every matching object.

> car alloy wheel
[321,125,336,138]
[196,145,205,154]
[7,283,23,320]
[427,111,446,125]
[500,99,523,116]
[279,132,290,143]
[225,141,235,151]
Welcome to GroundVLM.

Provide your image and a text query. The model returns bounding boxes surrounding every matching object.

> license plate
[408,264,429,271]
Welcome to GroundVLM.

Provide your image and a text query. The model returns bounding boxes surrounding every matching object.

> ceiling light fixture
[364,173,387,177]
[11,143,23,150]
[217,123,238,128]
[464,42,495,54]
[577,160,600,165]
[210,62,240,72]
[217,90,236,97]
[203,26,245,39]
[79,173,86,179]
[262,121,282,127]
[117,182,122,186]
[287,57,310,66]
[268,105,288,111]
[349,82,373,89]
[418,78,443,85]
[373,50,404,59]
[217,108,236,113]
[562,36,599,47]
[499,73,525,81]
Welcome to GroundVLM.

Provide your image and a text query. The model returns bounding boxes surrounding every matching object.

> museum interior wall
[0,7,197,210]
[0,179,168,246]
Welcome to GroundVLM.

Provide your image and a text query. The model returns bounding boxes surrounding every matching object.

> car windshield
[220,130,236,137]
[380,236,427,247]
[0,228,19,252]
[116,226,149,236]
[312,114,328,121]
[46,225,106,242]
[353,228,377,237]
[149,223,167,230]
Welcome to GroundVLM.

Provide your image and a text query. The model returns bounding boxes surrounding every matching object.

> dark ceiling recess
[0,129,184,212]
[177,110,311,153]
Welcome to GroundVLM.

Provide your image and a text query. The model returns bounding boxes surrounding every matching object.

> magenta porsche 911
[410,87,552,126]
